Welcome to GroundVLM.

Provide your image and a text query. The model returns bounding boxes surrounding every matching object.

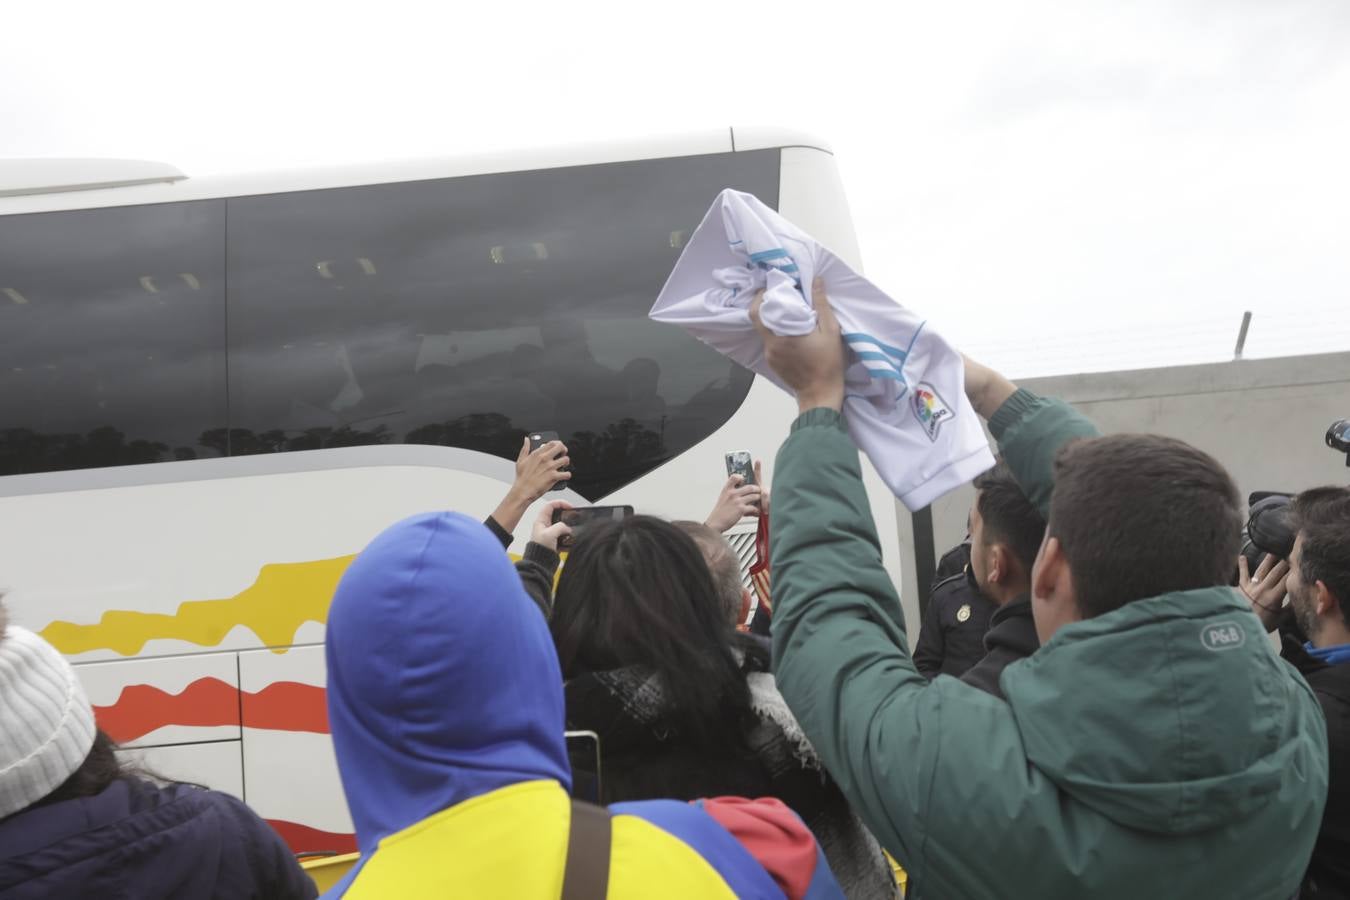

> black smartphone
[565,730,602,804]
[528,430,566,492]
[725,450,759,510]
[551,505,634,549]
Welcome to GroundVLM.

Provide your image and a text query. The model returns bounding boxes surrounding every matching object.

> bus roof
[0,159,187,199]
[0,126,831,215]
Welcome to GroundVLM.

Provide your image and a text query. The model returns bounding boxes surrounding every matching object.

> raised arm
[769,406,938,858]
[751,286,1106,875]
[749,280,937,858]
[487,437,572,545]
[963,355,1018,420]
[963,354,1101,520]
[514,500,572,619]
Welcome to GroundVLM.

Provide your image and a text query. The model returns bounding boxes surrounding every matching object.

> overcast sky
[4,0,1348,377]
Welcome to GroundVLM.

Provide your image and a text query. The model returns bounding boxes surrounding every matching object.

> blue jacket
[0,777,316,899]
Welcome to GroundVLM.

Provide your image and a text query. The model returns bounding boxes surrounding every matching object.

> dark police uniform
[913,569,996,680]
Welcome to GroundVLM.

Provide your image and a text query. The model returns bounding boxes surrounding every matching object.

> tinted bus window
[0,202,227,476]
[226,150,779,499]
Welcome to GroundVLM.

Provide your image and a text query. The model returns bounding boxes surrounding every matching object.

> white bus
[0,128,904,855]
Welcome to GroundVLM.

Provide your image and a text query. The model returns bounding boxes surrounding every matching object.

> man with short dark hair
[914,463,1044,683]
[751,279,1329,899]
[1045,433,1244,620]
[1242,485,1350,899]
[957,462,1046,697]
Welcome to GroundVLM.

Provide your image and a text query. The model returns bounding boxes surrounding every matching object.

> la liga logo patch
[913,382,953,441]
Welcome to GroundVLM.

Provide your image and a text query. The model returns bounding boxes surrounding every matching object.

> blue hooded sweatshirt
[323,512,821,899]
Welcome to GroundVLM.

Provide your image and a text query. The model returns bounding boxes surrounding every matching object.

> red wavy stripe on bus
[92,678,240,743]
[240,681,329,734]
[92,678,330,743]
[267,819,358,857]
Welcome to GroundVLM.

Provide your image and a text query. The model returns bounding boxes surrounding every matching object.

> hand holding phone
[527,430,569,493]
[725,450,756,487]
[704,451,762,530]
[531,501,574,553]
[551,505,634,550]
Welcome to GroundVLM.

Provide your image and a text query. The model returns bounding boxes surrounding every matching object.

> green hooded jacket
[770,391,1328,899]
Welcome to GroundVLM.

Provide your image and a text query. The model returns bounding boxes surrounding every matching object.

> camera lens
[1247,495,1296,560]
[1328,419,1350,453]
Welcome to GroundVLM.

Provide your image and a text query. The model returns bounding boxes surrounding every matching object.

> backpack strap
[562,799,612,900]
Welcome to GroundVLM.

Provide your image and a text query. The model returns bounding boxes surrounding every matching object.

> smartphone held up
[529,430,568,492]
[551,505,634,550]
[725,450,760,511]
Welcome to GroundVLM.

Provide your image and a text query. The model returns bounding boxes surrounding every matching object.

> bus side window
[0,201,227,476]
[222,150,777,499]
[1,149,778,492]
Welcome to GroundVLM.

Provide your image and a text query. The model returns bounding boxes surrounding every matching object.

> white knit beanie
[0,619,98,819]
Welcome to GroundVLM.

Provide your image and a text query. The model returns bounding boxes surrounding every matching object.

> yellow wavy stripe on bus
[39,547,557,657]
[40,556,356,657]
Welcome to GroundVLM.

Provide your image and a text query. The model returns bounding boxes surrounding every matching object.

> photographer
[1241,486,1350,899]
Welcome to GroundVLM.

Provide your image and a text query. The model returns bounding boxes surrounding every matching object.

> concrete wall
[893,351,1350,645]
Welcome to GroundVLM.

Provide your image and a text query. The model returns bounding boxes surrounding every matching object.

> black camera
[1329,419,1350,466]
[1241,492,1296,572]
[1240,420,1350,570]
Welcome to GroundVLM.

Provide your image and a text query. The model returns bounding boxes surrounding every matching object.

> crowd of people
[0,276,1347,898]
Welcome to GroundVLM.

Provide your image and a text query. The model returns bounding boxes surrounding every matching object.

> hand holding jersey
[650,189,992,510]
[750,279,845,415]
